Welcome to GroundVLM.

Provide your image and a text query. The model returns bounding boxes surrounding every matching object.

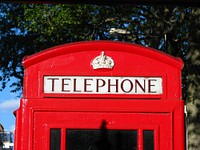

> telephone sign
[44,76,162,95]
[14,41,185,150]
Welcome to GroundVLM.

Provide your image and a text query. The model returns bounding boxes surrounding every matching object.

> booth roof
[22,41,183,70]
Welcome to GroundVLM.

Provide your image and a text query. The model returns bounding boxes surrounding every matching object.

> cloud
[0,99,20,112]
[9,124,15,132]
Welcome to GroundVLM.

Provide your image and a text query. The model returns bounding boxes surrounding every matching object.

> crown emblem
[91,51,115,69]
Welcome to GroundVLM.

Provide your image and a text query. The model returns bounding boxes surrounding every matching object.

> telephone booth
[14,41,185,150]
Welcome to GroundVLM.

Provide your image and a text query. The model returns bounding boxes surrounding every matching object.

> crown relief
[91,51,115,69]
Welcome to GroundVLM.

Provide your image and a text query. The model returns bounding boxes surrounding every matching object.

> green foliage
[0,3,24,94]
[0,4,193,95]
[186,8,200,149]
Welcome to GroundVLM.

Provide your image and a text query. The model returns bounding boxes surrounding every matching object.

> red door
[33,111,172,150]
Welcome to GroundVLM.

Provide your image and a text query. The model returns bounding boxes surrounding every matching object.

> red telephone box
[14,41,185,150]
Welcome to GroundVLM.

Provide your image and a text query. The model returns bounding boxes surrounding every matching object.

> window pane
[66,129,137,150]
[50,129,61,150]
[143,130,154,150]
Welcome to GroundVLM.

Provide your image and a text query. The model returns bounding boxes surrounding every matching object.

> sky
[0,79,20,132]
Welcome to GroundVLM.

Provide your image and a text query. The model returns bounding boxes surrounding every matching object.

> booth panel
[33,112,172,150]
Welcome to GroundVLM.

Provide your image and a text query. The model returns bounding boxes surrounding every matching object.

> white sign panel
[44,76,162,95]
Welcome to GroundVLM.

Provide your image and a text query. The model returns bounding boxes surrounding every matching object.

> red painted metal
[138,129,143,150]
[14,41,185,150]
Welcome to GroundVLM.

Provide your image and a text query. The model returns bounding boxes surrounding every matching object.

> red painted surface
[14,41,185,150]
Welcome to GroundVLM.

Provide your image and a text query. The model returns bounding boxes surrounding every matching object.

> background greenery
[0,3,199,149]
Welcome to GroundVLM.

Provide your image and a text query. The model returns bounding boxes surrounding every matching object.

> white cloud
[9,124,15,132]
[0,99,20,112]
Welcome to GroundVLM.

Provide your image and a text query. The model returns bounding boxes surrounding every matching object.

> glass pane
[50,129,61,150]
[66,129,137,150]
[143,130,154,150]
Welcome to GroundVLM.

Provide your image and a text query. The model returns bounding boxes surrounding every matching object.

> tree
[0,3,199,149]
[186,8,200,149]
[0,3,27,93]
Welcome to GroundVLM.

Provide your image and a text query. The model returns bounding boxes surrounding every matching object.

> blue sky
[0,79,20,132]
